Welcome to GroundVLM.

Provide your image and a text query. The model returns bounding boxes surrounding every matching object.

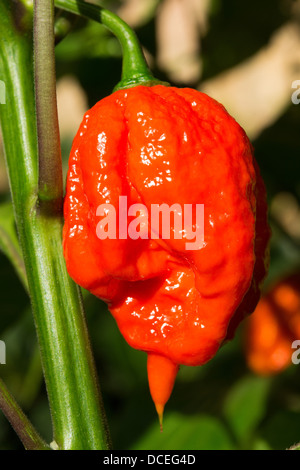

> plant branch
[34,0,63,211]
[0,378,49,450]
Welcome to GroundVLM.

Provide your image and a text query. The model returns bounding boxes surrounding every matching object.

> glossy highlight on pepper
[63,85,270,424]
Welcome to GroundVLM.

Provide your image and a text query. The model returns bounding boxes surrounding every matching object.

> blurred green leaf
[251,438,272,450]
[0,254,28,332]
[0,201,20,258]
[132,412,235,450]
[261,410,300,450]
[223,375,271,446]
[0,202,27,290]
[55,20,120,61]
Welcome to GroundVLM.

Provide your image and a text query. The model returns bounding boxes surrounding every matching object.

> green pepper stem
[54,0,168,90]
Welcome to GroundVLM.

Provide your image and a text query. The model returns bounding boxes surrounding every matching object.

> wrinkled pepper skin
[63,85,270,415]
[245,273,300,376]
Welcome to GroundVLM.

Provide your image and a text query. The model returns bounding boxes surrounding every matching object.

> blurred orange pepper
[244,272,300,375]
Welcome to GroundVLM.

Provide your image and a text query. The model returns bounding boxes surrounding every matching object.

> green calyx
[114,75,169,93]
[54,0,169,91]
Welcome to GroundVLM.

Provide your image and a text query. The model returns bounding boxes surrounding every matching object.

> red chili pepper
[63,84,270,425]
[59,6,270,425]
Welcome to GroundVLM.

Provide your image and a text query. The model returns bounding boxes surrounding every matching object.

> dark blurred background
[1,0,300,450]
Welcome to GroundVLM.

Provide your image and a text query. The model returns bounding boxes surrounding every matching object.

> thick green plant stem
[0,379,49,450]
[0,1,111,450]
[54,0,168,90]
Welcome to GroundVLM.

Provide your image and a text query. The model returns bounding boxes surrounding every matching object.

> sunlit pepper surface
[63,85,270,421]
